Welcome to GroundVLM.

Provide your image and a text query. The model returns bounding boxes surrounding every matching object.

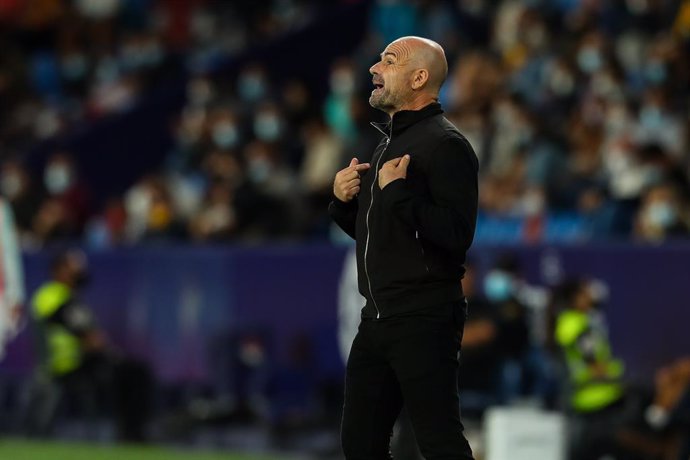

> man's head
[556,279,596,313]
[369,36,448,116]
[51,249,89,288]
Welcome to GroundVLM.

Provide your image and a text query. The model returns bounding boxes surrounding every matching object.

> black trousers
[341,300,474,460]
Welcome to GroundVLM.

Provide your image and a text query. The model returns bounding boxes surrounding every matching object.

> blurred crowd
[460,253,690,459]
[2,0,690,248]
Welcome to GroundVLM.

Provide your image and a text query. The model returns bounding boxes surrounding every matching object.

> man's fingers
[335,178,361,195]
[398,154,410,170]
[339,169,362,182]
[348,158,371,171]
[384,157,402,167]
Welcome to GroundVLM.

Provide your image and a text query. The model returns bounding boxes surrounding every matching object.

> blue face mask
[238,75,266,102]
[61,54,88,81]
[254,115,281,142]
[212,122,239,149]
[577,47,602,74]
[640,106,663,129]
[44,164,73,195]
[645,61,667,84]
[647,202,676,228]
[248,158,271,184]
[95,57,119,84]
[484,271,515,303]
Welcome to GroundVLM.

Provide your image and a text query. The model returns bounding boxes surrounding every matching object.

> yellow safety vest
[555,309,624,413]
[31,282,82,376]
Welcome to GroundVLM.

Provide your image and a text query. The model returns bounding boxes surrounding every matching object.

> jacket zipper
[365,122,391,319]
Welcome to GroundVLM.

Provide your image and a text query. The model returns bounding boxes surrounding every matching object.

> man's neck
[387,94,439,118]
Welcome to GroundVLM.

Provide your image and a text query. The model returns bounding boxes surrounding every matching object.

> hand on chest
[364,141,428,192]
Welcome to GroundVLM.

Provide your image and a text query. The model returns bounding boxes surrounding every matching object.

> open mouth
[372,82,384,94]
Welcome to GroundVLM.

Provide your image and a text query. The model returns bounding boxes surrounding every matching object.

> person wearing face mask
[237,64,269,104]
[41,152,92,238]
[253,108,283,144]
[212,117,241,150]
[634,182,690,242]
[324,59,358,141]
[329,36,478,460]
[25,250,152,441]
[483,256,530,404]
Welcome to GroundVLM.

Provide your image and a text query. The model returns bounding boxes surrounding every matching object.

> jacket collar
[370,102,444,138]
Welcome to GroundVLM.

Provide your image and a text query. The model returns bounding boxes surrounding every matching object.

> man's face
[369,40,414,112]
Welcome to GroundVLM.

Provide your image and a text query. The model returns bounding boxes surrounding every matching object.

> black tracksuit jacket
[329,102,479,320]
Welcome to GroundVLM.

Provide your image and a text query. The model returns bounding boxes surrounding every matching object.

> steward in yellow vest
[31,251,104,378]
[555,280,625,413]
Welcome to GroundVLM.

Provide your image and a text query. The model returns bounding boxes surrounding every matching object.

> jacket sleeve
[379,136,478,253]
[328,197,358,240]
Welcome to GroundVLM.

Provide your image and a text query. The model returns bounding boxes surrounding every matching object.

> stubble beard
[369,88,398,112]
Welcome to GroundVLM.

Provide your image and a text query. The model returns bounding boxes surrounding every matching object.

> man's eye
[385,60,393,65]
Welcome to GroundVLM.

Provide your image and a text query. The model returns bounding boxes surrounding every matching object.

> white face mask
[44,164,73,194]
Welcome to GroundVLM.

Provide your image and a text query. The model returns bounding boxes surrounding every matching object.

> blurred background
[0,0,689,459]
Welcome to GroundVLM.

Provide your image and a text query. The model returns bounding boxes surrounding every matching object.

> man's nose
[369,62,379,75]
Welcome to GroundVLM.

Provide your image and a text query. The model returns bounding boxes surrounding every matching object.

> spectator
[459,260,501,413]
[2,0,690,246]
[483,254,530,403]
[634,182,690,242]
[0,159,43,240]
[188,180,237,242]
[40,152,91,235]
[299,117,344,232]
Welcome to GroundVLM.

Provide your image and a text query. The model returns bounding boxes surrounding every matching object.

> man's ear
[411,69,429,90]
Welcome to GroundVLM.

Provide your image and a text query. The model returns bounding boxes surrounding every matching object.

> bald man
[329,37,478,460]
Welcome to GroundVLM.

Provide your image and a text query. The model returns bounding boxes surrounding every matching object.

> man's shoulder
[32,282,73,318]
[423,116,475,157]
[418,114,468,144]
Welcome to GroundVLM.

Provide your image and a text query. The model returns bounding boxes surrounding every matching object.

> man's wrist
[332,195,357,208]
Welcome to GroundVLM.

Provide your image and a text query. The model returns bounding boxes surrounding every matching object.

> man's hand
[379,155,410,189]
[333,158,371,202]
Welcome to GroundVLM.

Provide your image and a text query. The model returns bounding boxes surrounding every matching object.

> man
[329,36,478,460]
[27,250,108,435]
[554,278,627,459]
[0,197,25,361]
[28,250,151,441]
